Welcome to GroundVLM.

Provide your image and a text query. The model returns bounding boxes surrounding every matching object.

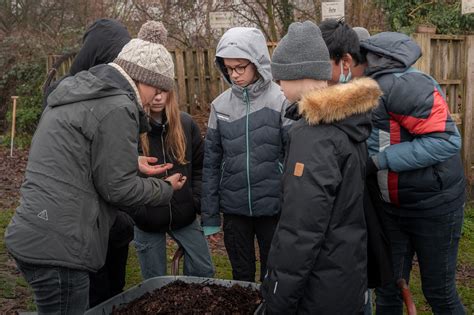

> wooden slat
[464,36,474,180]
[174,49,187,111]
[185,49,195,114]
[196,49,207,112]
[429,34,466,40]
[207,48,218,105]
[412,33,431,73]
[437,79,462,85]
[448,85,456,114]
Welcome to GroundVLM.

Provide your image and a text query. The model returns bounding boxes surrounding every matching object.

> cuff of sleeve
[203,226,220,236]
[375,152,389,170]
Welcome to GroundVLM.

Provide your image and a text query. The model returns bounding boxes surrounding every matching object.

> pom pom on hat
[114,20,174,91]
[138,20,168,45]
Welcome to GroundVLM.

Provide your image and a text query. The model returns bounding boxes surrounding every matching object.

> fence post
[412,33,431,73]
[10,96,18,157]
[464,35,474,184]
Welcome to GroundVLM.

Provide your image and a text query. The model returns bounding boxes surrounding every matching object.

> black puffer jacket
[261,78,382,314]
[134,112,203,233]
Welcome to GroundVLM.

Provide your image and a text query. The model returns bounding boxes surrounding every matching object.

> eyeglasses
[225,62,251,76]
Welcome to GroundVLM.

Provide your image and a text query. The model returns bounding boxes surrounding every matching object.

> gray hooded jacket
[5,64,173,272]
[201,27,291,227]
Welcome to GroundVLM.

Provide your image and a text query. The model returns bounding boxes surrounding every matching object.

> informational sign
[209,12,234,29]
[321,1,345,21]
[462,0,474,14]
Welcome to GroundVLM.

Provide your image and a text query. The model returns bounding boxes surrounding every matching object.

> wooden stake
[10,96,18,157]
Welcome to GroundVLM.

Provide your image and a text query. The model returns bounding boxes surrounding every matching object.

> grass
[1,206,473,313]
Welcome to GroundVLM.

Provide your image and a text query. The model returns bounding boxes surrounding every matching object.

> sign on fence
[462,0,474,14]
[321,0,345,21]
[209,12,233,29]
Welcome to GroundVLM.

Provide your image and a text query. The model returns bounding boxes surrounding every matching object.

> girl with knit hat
[132,25,214,280]
[5,20,185,314]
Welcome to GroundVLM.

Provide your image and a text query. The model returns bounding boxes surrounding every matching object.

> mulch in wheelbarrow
[111,280,262,315]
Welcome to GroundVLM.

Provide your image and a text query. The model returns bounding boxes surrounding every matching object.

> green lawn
[1,206,473,314]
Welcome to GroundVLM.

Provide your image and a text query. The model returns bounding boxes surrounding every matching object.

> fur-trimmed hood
[298,77,382,142]
[299,77,382,125]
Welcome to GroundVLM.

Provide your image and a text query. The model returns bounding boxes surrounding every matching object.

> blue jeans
[375,206,465,315]
[15,259,89,315]
[134,219,214,279]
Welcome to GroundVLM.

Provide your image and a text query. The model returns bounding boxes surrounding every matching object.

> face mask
[339,62,352,83]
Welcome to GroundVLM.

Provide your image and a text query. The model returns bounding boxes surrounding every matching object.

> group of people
[4,15,466,315]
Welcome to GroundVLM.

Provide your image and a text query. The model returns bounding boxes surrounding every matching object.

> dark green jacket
[5,64,173,272]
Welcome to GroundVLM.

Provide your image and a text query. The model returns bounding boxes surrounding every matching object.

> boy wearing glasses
[201,27,292,282]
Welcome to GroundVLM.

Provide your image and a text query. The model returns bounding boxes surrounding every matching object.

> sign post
[10,96,18,157]
[462,0,474,14]
[321,0,345,21]
[209,12,234,29]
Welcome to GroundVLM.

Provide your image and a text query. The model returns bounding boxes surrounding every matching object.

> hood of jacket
[360,32,421,77]
[298,77,382,142]
[69,19,131,75]
[215,27,272,96]
[47,64,137,108]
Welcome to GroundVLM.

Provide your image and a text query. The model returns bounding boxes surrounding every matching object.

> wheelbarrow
[84,247,262,315]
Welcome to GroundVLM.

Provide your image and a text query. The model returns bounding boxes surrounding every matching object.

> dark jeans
[375,206,465,315]
[15,259,89,315]
[223,213,279,282]
[89,244,129,307]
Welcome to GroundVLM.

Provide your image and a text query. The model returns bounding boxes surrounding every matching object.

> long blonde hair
[140,90,187,165]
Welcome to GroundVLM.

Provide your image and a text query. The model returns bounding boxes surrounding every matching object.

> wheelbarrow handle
[171,246,184,276]
[397,278,417,315]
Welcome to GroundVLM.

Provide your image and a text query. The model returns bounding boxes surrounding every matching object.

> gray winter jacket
[5,63,173,272]
[201,27,291,228]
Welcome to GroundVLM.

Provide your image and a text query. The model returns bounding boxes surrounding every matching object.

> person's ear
[341,53,353,70]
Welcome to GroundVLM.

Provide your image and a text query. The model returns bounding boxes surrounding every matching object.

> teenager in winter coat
[201,27,291,282]
[360,32,466,314]
[319,19,393,315]
[261,21,382,314]
[4,21,186,314]
[133,85,214,279]
[43,18,138,308]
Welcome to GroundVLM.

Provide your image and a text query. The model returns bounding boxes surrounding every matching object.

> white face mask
[339,62,352,83]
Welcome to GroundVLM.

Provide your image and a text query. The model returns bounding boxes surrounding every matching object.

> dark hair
[319,18,366,65]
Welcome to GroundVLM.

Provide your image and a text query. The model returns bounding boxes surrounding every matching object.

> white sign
[462,0,474,14]
[209,12,234,29]
[321,1,345,21]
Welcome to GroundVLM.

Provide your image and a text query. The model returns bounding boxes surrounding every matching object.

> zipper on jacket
[161,125,173,231]
[219,161,226,185]
[243,88,253,216]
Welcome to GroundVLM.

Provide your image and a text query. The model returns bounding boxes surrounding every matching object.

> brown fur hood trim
[298,77,382,125]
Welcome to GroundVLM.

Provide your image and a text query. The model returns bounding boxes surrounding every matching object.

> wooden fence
[46,35,474,183]
[412,34,474,183]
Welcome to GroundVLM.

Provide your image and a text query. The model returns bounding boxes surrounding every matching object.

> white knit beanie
[114,21,174,91]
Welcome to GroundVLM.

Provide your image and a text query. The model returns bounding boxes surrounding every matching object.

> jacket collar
[298,78,382,125]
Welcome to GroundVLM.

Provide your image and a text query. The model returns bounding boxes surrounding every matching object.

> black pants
[223,213,279,283]
[88,244,129,307]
